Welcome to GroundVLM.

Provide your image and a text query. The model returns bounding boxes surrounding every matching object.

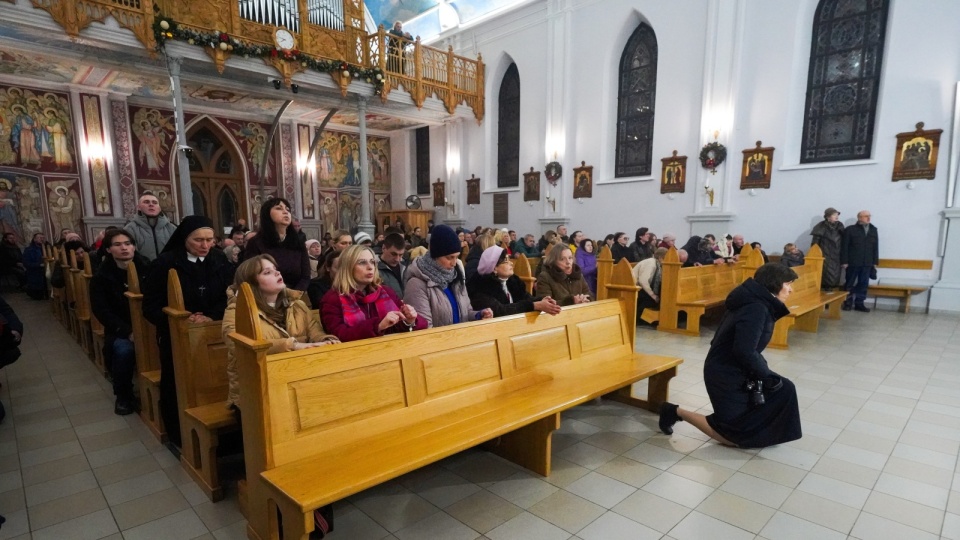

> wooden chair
[164,269,236,502]
[125,263,165,443]
[513,253,536,295]
[230,257,682,540]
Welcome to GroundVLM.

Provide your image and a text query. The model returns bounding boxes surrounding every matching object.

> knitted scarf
[416,255,458,289]
[339,286,400,327]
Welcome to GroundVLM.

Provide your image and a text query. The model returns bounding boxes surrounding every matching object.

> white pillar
[357,96,375,235]
[167,55,193,216]
[540,0,571,231]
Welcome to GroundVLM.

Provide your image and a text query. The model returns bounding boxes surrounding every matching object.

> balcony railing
[27,0,485,120]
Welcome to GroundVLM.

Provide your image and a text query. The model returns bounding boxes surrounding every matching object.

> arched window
[497,63,520,188]
[615,23,657,178]
[801,0,889,163]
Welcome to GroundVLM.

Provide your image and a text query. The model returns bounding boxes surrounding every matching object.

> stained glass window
[497,63,520,188]
[615,23,657,178]
[801,0,889,163]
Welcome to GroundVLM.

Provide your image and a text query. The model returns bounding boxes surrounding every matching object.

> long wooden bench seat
[867,259,934,313]
[768,245,847,349]
[231,259,683,540]
[164,269,236,502]
[125,263,165,443]
[79,253,107,376]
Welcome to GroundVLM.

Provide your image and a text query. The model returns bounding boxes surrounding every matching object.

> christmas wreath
[699,142,727,173]
[544,161,562,185]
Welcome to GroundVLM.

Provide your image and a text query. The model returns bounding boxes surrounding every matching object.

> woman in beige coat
[222,255,339,409]
[536,245,593,306]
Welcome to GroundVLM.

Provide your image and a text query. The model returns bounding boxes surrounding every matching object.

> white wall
[394,0,960,290]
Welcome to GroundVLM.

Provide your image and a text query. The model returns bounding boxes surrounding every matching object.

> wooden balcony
[27,0,485,120]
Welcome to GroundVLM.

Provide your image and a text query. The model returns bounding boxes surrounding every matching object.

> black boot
[658,402,682,435]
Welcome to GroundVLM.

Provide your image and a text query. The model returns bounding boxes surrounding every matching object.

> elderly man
[731,234,746,256]
[841,210,879,312]
[658,234,676,250]
[512,234,540,258]
[123,193,177,261]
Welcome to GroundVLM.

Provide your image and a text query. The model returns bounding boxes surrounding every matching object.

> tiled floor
[1,293,959,539]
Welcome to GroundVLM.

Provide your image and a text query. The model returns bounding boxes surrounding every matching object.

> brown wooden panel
[420,341,501,397]
[877,259,933,270]
[291,362,406,432]
[510,326,570,371]
[577,316,623,354]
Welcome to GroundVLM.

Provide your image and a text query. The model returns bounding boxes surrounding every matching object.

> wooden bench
[513,253,536,295]
[125,263,165,443]
[868,259,934,313]
[45,245,65,323]
[79,252,107,376]
[58,248,80,340]
[71,251,95,360]
[651,246,763,336]
[164,269,237,502]
[230,259,683,540]
[768,245,847,349]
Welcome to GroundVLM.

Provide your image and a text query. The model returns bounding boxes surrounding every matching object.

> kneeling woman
[659,263,802,448]
[320,245,427,341]
[467,246,561,317]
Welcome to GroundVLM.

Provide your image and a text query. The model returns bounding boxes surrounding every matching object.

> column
[540,0,571,232]
[930,98,960,312]
[687,0,745,237]
[444,119,466,228]
[167,55,193,215]
[356,96,375,235]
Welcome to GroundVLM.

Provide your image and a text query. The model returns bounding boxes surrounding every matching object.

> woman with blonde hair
[536,244,593,306]
[320,245,427,342]
[223,254,339,409]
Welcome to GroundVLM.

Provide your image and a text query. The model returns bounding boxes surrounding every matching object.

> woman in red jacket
[320,245,427,341]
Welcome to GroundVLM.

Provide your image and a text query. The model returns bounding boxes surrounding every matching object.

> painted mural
[314,132,391,191]
[130,106,177,180]
[0,171,44,244]
[0,85,77,174]
[318,189,339,235]
[222,118,278,185]
[338,190,362,230]
[44,177,84,236]
[138,181,177,222]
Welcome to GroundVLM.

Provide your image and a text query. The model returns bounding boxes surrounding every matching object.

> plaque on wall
[892,122,942,181]
[432,178,445,206]
[523,167,540,202]
[572,161,593,199]
[466,174,480,205]
[740,141,774,190]
[493,193,508,224]
[660,150,687,194]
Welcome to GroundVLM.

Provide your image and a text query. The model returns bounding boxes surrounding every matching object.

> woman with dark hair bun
[658,263,802,448]
[241,197,311,291]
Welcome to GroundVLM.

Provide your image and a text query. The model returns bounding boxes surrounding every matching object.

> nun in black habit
[143,216,235,448]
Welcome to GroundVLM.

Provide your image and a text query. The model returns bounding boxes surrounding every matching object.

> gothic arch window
[497,63,520,188]
[801,0,889,163]
[615,22,657,178]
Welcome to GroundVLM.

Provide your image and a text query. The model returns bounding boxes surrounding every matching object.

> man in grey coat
[123,193,177,261]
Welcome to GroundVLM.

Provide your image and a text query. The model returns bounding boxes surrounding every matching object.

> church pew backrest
[513,253,536,295]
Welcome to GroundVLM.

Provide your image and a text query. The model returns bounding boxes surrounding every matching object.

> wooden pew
[47,245,65,323]
[231,258,683,540]
[868,259,934,313]
[125,263,165,443]
[70,250,94,357]
[513,253,536,295]
[79,252,107,376]
[59,248,80,339]
[768,244,848,349]
[163,269,237,502]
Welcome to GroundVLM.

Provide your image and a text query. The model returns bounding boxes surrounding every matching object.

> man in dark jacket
[0,293,23,424]
[840,210,879,312]
[378,233,406,297]
[90,230,150,415]
[23,233,47,300]
[0,233,25,288]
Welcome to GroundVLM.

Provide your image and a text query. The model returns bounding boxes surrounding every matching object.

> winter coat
[242,234,312,291]
[320,285,427,342]
[780,251,805,268]
[23,242,46,293]
[90,255,151,366]
[378,260,406,297]
[811,220,845,288]
[702,278,801,448]
[536,264,593,306]
[840,223,879,267]
[629,241,654,262]
[222,287,338,407]
[123,214,177,261]
[611,243,638,264]
[403,258,479,327]
[464,244,483,281]
[511,240,540,258]
[467,273,540,317]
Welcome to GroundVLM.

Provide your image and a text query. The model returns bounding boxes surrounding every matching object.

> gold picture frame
[892,122,942,181]
[740,140,774,190]
[572,161,593,199]
[660,150,687,194]
[523,167,540,202]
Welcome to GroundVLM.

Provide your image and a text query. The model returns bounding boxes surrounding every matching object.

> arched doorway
[182,121,247,235]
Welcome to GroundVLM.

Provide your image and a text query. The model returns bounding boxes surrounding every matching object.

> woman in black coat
[659,263,802,448]
[242,198,311,291]
[143,216,235,447]
[467,246,560,317]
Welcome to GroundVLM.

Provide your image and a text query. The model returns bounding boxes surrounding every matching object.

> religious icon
[523,167,540,202]
[740,141,774,190]
[432,178,445,206]
[892,122,942,181]
[660,150,687,194]
[572,161,592,199]
[466,174,480,205]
